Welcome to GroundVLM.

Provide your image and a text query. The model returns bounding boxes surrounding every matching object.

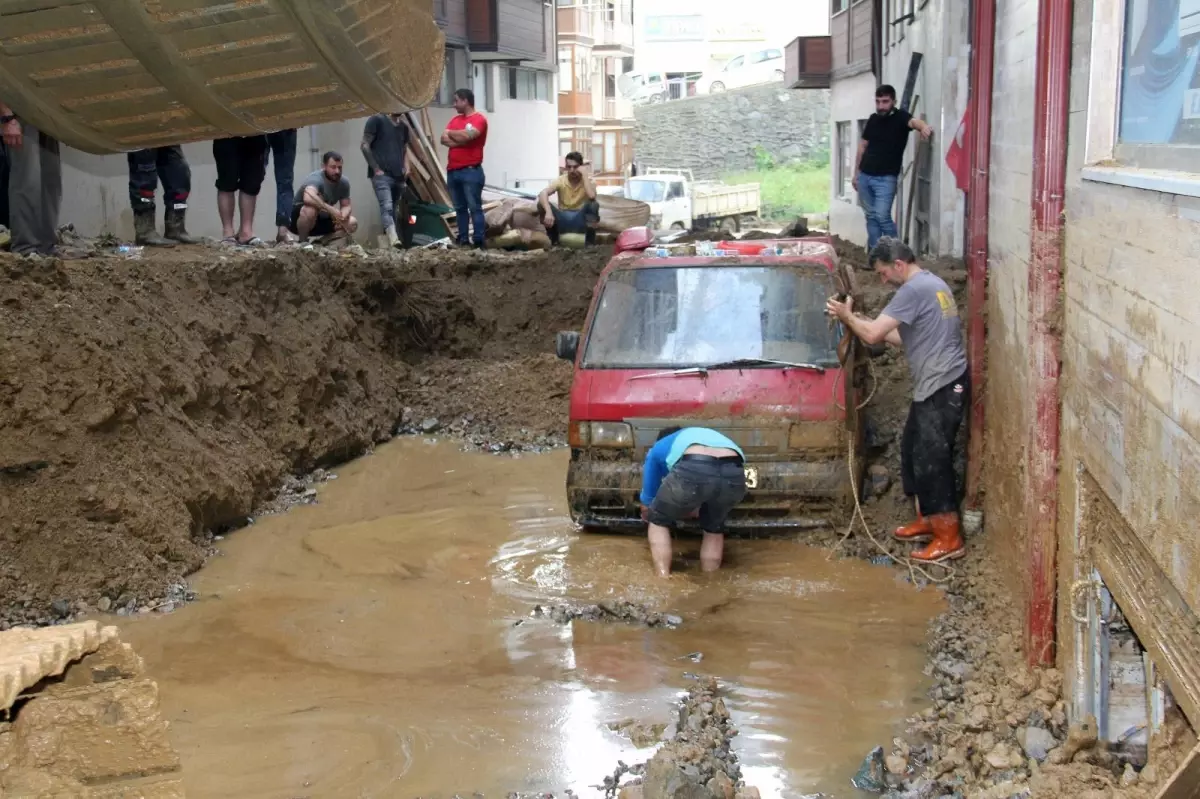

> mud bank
[0,247,607,624]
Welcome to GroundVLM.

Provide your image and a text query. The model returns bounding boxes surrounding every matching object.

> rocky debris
[255,468,339,517]
[532,601,682,629]
[609,719,668,748]
[615,678,760,799]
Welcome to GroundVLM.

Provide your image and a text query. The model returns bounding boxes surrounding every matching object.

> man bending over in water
[639,426,748,576]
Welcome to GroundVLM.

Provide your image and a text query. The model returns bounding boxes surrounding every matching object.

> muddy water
[121,440,944,798]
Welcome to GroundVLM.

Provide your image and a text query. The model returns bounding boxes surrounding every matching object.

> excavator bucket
[0,0,446,154]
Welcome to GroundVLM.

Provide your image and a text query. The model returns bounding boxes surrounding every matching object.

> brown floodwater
[120,439,945,798]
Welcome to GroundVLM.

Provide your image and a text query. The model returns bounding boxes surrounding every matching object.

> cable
[827,358,957,584]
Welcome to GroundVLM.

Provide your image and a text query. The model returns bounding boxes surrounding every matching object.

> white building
[633,0,828,92]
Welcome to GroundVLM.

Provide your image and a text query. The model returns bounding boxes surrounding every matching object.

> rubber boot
[893,512,933,541]
[164,208,200,245]
[386,226,401,249]
[910,513,966,562]
[135,209,174,247]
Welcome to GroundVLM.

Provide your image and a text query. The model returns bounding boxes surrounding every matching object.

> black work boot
[164,208,201,245]
[134,209,174,247]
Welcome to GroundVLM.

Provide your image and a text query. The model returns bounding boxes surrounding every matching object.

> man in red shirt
[440,88,488,248]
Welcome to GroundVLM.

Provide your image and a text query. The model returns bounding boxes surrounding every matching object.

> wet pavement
[121,440,945,798]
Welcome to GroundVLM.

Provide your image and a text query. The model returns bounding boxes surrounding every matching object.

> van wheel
[719,216,740,234]
[710,81,726,93]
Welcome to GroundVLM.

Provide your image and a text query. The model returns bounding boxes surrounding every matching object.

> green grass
[723,158,830,222]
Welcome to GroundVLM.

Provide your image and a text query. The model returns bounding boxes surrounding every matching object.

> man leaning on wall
[854,84,933,250]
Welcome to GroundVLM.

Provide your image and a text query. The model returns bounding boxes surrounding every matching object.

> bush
[724,159,830,221]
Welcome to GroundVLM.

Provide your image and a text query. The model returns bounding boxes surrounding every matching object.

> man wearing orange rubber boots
[825,237,969,561]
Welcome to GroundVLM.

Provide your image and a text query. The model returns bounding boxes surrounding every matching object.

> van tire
[719,216,740,234]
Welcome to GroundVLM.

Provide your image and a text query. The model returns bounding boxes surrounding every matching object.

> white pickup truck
[625,168,761,233]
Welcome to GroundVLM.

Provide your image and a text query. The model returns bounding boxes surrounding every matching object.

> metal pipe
[964,0,994,510]
[1025,0,1073,667]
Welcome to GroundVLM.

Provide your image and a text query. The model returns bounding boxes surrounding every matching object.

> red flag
[945,112,970,193]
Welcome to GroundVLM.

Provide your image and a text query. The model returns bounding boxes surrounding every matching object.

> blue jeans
[857,173,898,251]
[447,165,485,244]
[266,129,297,228]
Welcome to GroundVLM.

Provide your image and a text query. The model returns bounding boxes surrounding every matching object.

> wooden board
[1155,744,1200,799]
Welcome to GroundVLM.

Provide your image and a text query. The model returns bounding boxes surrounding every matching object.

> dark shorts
[288,205,336,237]
[647,455,748,533]
[213,136,268,196]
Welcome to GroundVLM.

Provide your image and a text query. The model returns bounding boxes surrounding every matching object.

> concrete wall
[982,0,1038,621]
[632,83,829,180]
[55,63,558,245]
[1058,0,1200,722]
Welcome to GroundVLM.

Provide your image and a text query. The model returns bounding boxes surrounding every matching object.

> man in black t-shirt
[854,84,933,250]
[361,113,412,249]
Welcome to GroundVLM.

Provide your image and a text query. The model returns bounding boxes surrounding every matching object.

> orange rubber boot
[911,513,966,562]
[893,513,933,541]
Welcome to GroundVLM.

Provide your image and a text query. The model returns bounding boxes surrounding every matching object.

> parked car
[555,232,868,533]
[698,48,786,94]
[617,72,667,105]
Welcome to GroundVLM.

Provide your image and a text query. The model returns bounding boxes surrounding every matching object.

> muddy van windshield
[582,265,840,369]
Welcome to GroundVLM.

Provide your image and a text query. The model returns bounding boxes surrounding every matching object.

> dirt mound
[0,246,608,625]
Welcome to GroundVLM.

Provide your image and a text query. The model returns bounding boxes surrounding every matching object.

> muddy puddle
[120,440,945,798]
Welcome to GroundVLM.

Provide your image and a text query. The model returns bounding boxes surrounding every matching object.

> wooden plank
[1155,744,1200,799]
[0,4,107,42]
[1086,472,1200,731]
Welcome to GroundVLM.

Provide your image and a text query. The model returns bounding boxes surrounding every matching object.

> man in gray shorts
[290,151,358,243]
[825,237,969,562]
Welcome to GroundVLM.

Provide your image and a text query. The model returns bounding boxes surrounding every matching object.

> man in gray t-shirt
[289,150,357,243]
[826,236,969,563]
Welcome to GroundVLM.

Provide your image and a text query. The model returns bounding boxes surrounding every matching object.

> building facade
[791,0,1200,756]
[556,0,637,186]
[52,0,559,244]
[789,0,968,257]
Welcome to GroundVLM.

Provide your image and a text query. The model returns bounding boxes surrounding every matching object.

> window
[765,48,782,61]
[1115,0,1200,171]
[503,67,553,102]
[435,48,466,106]
[558,47,572,93]
[832,0,847,11]
[667,181,684,200]
[606,0,615,22]
[724,56,744,72]
[836,121,853,198]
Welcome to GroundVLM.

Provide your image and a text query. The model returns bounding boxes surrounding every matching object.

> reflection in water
[120,440,944,798]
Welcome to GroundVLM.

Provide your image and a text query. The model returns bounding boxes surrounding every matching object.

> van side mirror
[556,331,580,361]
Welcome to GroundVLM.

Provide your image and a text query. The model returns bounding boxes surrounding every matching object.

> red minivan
[555,231,869,532]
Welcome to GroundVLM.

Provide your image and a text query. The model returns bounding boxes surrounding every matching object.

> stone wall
[633,84,830,179]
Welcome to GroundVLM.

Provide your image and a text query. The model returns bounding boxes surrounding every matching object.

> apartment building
[54,0,560,243]
[556,0,637,186]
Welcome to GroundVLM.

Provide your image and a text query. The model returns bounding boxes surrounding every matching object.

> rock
[421,417,441,433]
[642,750,717,799]
[1032,688,1057,707]
[706,770,735,799]
[1120,764,1138,788]
[852,746,887,792]
[1061,718,1098,761]
[885,754,908,775]
[97,597,112,613]
[50,599,72,618]
[966,704,991,731]
[1017,726,1057,762]
[732,789,759,799]
[868,465,891,495]
[619,786,645,799]
[985,743,1014,770]
[1139,763,1158,786]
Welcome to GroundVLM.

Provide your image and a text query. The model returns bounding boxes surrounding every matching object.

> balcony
[558,89,594,119]
[593,19,634,55]
[557,6,594,43]
[785,35,833,89]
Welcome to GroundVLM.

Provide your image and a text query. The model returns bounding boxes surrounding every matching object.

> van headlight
[569,421,634,448]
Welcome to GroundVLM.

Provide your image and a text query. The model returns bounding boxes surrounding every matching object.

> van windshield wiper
[703,357,827,373]
[628,367,709,381]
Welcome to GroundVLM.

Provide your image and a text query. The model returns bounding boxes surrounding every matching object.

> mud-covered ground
[2,237,1192,798]
[0,246,604,626]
